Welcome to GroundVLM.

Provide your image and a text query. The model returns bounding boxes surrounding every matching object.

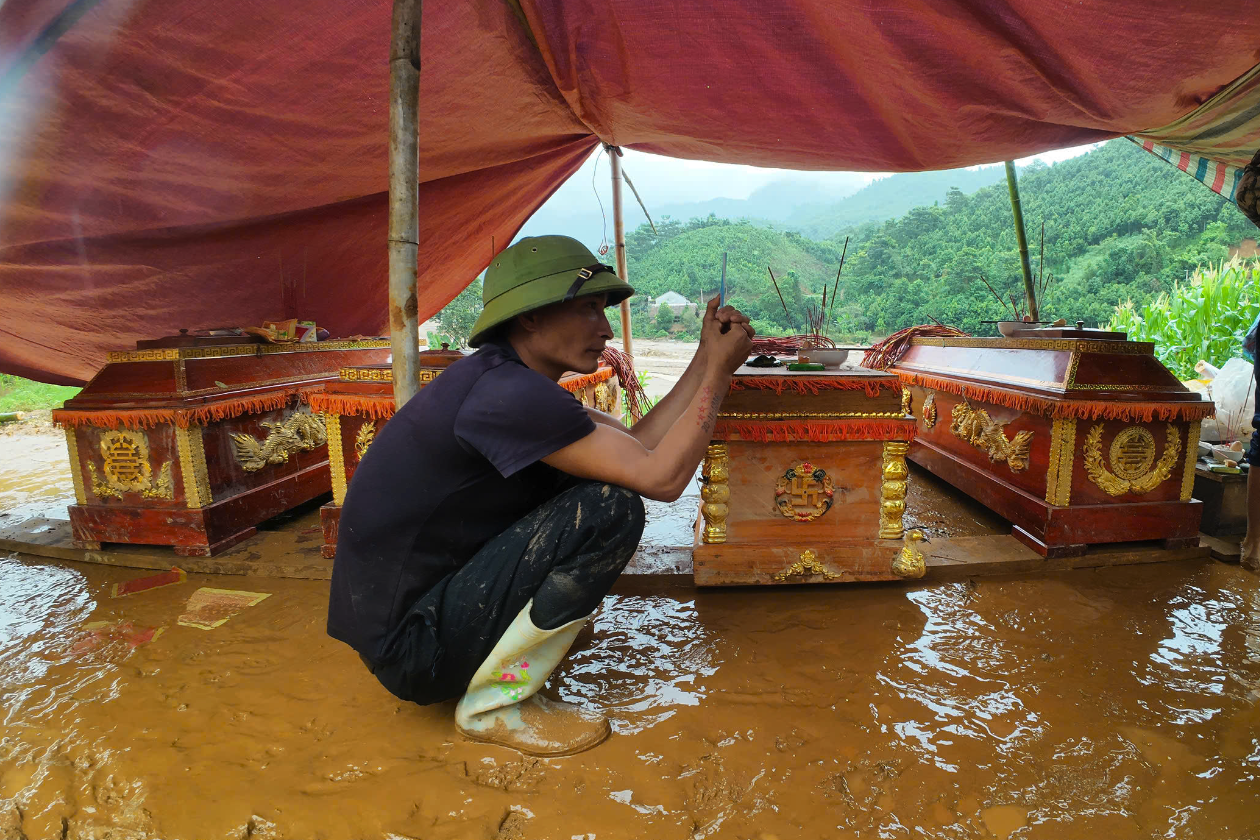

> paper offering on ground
[71,620,164,658]
[178,587,271,630]
[111,567,186,598]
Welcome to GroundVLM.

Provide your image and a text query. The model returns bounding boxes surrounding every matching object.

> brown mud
[1,553,1258,839]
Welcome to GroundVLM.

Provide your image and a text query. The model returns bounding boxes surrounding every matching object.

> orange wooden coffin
[311,360,621,559]
[53,337,391,556]
[891,333,1215,557]
[692,366,920,586]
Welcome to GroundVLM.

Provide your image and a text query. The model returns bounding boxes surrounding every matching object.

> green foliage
[425,330,454,350]
[1107,258,1260,379]
[655,304,677,334]
[435,278,483,348]
[0,374,80,413]
[619,140,1256,340]
[622,370,660,425]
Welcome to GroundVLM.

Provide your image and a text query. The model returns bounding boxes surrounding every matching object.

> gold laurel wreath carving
[1083,423,1180,496]
[354,420,376,462]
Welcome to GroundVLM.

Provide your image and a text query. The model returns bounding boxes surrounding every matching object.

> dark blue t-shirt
[327,340,596,661]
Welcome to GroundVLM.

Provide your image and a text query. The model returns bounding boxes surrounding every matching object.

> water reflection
[556,594,718,734]
[878,583,1043,770]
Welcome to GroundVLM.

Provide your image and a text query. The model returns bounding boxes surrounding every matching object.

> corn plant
[1108,258,1260,379]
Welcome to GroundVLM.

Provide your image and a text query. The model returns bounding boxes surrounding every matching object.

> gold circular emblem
[1108,426,1156,481]
[99,429,152,492]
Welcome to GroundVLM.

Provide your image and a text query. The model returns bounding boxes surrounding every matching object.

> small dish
[807,348,849,368]
[996,321,1024,337]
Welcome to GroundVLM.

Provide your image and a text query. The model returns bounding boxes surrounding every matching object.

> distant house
[649,291,695,317]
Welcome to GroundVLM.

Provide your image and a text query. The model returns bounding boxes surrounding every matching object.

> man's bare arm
[619,298,751,450]
[545,326,751,501]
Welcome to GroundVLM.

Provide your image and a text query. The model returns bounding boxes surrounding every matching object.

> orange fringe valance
[52,386,324,430]
[307,393,397,420]
[728,376,894,398]
[559,366,615,393]
[896,371,1217,423]
[713,419,917,443]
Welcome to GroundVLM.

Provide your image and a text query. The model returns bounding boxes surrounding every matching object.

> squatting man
[328,235,754,756]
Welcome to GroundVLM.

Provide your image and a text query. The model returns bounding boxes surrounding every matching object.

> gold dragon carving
[949,402,1033,472]
[231,412,327,472]
[1083,423,1180,496]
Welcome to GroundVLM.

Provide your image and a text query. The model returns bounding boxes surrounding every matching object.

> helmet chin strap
[563,264,616,301]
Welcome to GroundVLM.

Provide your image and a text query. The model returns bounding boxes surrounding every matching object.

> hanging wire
[591,147,610,256]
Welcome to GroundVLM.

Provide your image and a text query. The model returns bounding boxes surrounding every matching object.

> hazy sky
[550,141,1101,213]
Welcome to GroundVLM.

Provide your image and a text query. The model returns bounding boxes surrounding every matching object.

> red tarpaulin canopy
[2,1,1258,384]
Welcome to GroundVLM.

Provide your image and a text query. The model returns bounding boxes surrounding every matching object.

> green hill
[619,140,1257,339]
[783,164,1012,239]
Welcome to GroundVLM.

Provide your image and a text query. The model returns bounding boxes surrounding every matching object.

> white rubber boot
[454,600,610,756]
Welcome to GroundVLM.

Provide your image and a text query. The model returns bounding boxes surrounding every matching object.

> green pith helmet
[468,235,635,347]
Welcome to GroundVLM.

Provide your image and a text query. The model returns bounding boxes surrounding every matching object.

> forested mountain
[780,164,1012,239]
[619,140,1258,340]
[519,159,1009,251]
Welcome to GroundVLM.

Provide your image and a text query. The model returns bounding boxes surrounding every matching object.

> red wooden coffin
[891,332,1214,556]
[53,337,391,555]
[692,366,922,586]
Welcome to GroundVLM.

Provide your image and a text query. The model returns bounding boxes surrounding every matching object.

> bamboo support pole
[1004,160,1038,322]
[388,0,422,408]
[609,147,633,355]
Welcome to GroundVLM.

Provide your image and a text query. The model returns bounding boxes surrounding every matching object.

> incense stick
[720,251,727,307]
[826,236,849,333]
[766,266,792,325]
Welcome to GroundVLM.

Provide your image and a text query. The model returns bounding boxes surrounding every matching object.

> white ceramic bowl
[996,320,1024,337]
[807,348,849,368]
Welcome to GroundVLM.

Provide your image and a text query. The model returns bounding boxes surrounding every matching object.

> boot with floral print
[454,600,609,756]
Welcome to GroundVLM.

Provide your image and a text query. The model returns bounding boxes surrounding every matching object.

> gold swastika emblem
[774,460,835,522]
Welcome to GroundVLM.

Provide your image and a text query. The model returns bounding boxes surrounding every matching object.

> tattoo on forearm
[696,385,721,431]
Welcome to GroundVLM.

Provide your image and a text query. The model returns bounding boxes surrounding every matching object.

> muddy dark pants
[369,482,645,705]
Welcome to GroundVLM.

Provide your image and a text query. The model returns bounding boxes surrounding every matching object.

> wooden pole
[1004,160,1038,322]
[388,0,422,408]
[608,147,633,355]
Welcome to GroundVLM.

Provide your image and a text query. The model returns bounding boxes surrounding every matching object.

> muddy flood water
[1,553,1258,839]
[1,415,1259,838]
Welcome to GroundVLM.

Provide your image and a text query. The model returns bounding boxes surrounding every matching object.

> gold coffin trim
[910,337,1155,355]
[175,424,212,508]
[107,339,390,363]
[326,414,348,505]
[699,443,730,544]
